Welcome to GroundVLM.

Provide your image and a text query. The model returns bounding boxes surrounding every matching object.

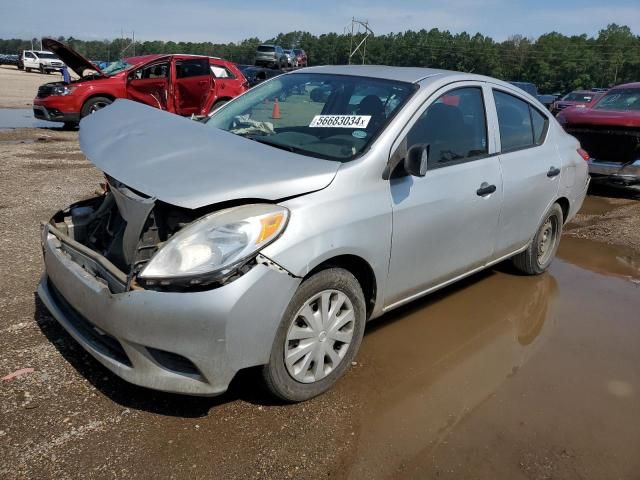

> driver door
[126,60,170,110]
[173,57,212,116]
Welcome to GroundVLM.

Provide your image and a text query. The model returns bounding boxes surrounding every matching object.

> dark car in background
[509,81,557,110]
[238,65,283,87]
[551,90,605,115]
[0,53,19,66]
[255,44,288,69]
[292,48,307,67]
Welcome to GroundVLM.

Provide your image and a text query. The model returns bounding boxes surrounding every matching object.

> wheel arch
[80,93,116,114]
[305,254,377,320]
[555,196,570,223]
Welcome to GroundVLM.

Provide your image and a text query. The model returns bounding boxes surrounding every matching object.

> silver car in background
[38,66,589,402]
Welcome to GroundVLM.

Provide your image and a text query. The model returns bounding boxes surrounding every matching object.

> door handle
[476,182,496,197]
[547,167,561,178]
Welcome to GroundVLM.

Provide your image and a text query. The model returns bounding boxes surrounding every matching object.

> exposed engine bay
[48,178,256,293]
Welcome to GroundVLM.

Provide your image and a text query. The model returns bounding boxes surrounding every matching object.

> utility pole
[346,18,373,65]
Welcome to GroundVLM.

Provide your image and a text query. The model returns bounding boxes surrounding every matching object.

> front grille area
[567,125,640,164]
[37,84,56,98]
[47,279,132,367]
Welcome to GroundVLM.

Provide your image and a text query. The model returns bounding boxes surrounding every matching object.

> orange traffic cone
[271,98,281,119]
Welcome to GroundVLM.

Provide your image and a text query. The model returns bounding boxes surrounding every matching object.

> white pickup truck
[20,50,65,74]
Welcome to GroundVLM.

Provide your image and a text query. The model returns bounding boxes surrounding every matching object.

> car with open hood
[38,66,589,401]
[557,82,640,188]
[33,38,247,127]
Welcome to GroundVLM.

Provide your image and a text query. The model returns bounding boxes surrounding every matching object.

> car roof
[611,82,640,90]
[291,65,491,84]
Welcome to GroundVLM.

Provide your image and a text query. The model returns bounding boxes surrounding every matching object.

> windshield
[101,60,133,75]
[257,46,275,52]
[206,73,416,162]
[594,89,640,111]
[562,92,594,102]
[37,52,58,59]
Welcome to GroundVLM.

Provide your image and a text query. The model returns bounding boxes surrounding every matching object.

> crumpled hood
[79,100,341,209]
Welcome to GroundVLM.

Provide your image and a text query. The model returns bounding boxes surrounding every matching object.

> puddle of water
[558,236,640,281]
[337,244,640,479]
[0,108,63,129]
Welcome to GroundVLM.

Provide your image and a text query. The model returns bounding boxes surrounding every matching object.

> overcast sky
[1,0,639,42]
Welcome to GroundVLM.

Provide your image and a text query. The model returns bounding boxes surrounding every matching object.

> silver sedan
[38,65,589,401]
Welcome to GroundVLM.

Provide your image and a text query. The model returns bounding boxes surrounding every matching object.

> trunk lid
[79,100,341,210]
[42,38,102,78]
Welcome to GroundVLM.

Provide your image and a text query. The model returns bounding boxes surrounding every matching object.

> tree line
[1,24,638,93]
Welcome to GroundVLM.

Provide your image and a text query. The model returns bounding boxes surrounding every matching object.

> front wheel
[263,268,366,402]
[512,203,563,275]
[80,96,113,118]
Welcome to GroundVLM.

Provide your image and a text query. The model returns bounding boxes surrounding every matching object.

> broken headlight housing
[138,204,288,287]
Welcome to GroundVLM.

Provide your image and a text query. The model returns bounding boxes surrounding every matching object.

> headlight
[139,204,288,286]
[52,85,75,96]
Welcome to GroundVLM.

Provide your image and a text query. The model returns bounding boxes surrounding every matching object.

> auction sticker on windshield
[309,115,371,128]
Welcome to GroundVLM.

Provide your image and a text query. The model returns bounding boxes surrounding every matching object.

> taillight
[577,148,590,161]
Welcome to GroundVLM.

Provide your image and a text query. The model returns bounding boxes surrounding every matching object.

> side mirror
[404,144,428,177]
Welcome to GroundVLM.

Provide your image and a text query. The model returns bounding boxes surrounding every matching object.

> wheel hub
[284,290,355,384]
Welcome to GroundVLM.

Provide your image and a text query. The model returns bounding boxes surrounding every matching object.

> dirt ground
[1,89,640,478]
[0,65,64,109]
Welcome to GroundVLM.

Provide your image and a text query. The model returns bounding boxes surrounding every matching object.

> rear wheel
[209,99,228,113]
[263,268,366,402]
[512,203,563,275]
[80,96,113,118]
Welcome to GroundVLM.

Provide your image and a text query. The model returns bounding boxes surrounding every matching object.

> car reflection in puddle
[344,269,558,478]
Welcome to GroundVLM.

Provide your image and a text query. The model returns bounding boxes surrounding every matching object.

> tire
[209,99,228,113]
[62,122,78,130]
[263,268,366,402]
[512,203,563,275]
[80,96,113,118]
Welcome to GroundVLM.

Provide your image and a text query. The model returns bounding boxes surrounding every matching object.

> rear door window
[493,90,548,151]
[175,58,210,78]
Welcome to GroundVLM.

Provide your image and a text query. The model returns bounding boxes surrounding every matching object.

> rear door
[489,87,559,257]
[385,83,503,307]
[126,60,170,110]
[173,57,212,116]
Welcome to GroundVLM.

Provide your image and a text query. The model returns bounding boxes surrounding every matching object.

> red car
[292,48,308,67]
[550,90,604,116]
[557,82,640,186]
[33,38,248,127]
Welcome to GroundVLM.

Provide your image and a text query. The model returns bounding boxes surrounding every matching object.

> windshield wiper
[250,136,298,154]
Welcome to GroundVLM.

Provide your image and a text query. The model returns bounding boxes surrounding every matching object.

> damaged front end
[566,125,640,187]
[44,177,288,295]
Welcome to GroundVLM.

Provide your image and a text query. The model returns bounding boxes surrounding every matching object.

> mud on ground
[1,128,639,479]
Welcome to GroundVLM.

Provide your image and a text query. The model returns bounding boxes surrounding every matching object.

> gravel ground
[1,124,639,479]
